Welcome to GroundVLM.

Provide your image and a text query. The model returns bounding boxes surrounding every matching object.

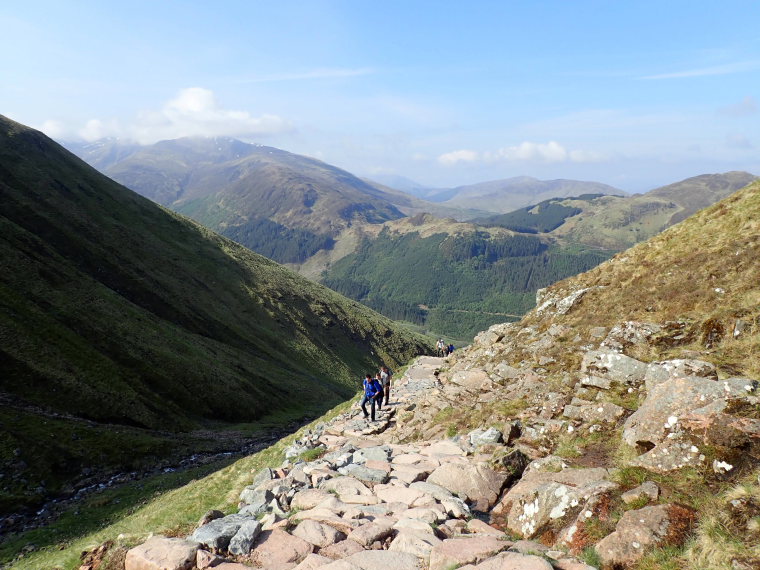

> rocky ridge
[120,300,759,570]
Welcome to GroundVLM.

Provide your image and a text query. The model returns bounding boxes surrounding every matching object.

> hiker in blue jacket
[361,373,379,420]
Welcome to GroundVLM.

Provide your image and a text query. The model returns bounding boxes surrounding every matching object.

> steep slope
[521,178,760,366]
[0,116,430,513]
[69,137,411,264]
[440,176,626,214]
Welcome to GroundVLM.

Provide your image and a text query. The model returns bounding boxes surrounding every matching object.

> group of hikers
[360,365,393,421]
[436,338,455,357]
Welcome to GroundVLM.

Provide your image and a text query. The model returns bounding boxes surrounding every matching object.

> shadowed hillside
[0,116,430,514]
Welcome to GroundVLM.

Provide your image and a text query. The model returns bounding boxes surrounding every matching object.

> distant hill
[477,172,757,250]
[1,116,430,513]
[321,214,614,339]
[439,176,626,213]
[68,137,411,264]
[519,177,760,377]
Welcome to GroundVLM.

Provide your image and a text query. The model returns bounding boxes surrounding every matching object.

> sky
[2,0,759,192]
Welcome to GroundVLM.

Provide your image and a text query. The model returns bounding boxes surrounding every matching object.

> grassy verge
[1,398,356,569]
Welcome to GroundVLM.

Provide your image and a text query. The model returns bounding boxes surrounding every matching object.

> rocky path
[121,312,760,570]
[122,356,595,570]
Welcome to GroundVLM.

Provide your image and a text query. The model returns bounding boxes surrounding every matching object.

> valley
[68,137,755,342]
[2,116,759,570]
[0,116,429,520]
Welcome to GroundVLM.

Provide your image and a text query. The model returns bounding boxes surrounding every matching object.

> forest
[222,217,335,264]
[321,229,613,339]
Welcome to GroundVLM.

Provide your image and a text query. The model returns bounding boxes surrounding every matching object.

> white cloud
[128,87,293,144]
[38,119,67,139]
[437,149,479,165]
[719,96,758,117]
[489,141,569,162]
[46,87,294,144]
[438,141,604,166]
[78,118,122,141]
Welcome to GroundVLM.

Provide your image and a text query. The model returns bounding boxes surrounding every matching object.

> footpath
[120,355,595,570]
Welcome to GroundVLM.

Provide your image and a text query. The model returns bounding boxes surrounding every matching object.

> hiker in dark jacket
[372,373,384,411]
[361,373,379,420]
[380,365,392,405]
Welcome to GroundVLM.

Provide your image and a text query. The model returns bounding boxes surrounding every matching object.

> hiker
[372,373,384,411]
[436,338,445,356]
[448,343,455,355]
[443,343,449,357]
[380,365,393,405]
[361,373,379,420]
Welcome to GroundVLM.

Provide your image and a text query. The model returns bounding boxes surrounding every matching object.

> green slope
[69,137,408,265]
[321,221,612,339]
[0,116,430,513]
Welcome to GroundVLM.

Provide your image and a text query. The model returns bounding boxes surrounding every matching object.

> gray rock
[228,519,262,555]
[621,481,660,504]
[238,488,274,517]
[601,321,662,351]
[338,464,389,484]
[581,350,649,386]
[643,358,718,391]
[285,443,312,459]
[352,445,391,464]
[579,375,613,390]
[251,467,274,489]
[189,513,252,551]
[469,427,504,447]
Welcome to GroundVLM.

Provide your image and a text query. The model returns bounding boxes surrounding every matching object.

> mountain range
[0,116,429,514]
[67,137,756,340]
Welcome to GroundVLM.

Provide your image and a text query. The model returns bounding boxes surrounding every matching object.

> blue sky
[2,0,759,191]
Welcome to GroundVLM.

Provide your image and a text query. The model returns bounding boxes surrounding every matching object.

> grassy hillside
[321,215,613,339]
[520,179,760,377]
[477,172,757,251]
[0,116,430,514]
[68,137,413,264]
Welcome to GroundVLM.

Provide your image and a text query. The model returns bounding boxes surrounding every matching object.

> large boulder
[426,463,508,511]
[595,504,696,568]
[292,519,346,548]
[581,350,649,386]
[388,529,443,561]
[492,467,616,540]
[428,536,509,570]
[189,514,253,551]
[622,377,752,460]
[467,551,555,569]
[642,359,717,391]
[228,520,262,556]
[249,529,313,567]
[125,536,199,570]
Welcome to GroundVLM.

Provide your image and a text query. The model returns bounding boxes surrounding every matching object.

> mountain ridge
[0,115,430,514]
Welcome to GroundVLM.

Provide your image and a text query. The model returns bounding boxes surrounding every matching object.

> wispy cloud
[438,149,479,165]
[239,67,374,83]
[718,95,758,117]
[438,141,605,166]
[640,60,760,80]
